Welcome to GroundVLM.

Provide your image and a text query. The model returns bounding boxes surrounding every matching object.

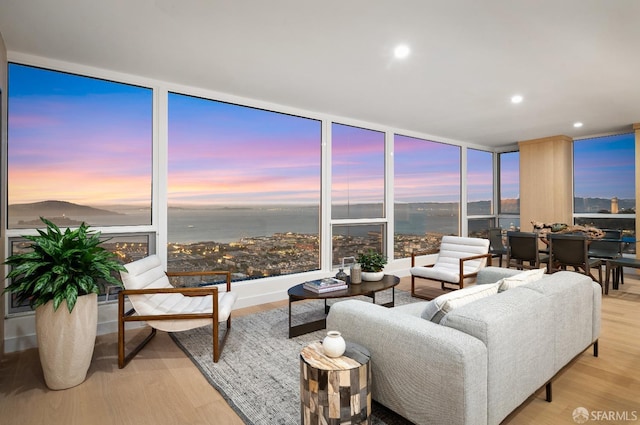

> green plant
[3,217,125,313]
[357,249,387,272]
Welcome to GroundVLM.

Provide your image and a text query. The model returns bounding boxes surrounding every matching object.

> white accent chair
[410,235,492,299]
[117,255,238,368]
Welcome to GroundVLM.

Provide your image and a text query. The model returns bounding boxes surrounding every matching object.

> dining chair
[588,229,623,286]
[488,227,507,267]
[505,231,549,270]
[117,254,238,368]
[547,233,602,285]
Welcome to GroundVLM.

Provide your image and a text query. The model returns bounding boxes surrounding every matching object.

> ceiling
[1,0,639,148]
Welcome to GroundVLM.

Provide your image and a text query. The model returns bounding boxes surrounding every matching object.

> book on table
[303,277,348,293]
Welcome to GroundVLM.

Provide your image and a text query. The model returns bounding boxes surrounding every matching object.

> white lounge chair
[410,235,491,299]
[117,255,237,368]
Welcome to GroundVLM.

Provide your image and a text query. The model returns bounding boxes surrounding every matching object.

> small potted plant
[356,249,387,281]
[3,217,125,390]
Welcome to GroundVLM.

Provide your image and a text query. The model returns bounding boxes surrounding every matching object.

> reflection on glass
[499,151,520,214]
[394,135,460,259]
[332,123,385,219]
[574,133,635,214]
[7,234,152,314]
[167,93,321,280]
[574,217,636,254]
[8,64,153,228]
[468,218,495,239]
[467,149,493,215]
[332,224,385,267]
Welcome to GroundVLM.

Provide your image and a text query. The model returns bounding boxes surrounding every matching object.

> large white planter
[35,293,98,390]
[361,271,384,282]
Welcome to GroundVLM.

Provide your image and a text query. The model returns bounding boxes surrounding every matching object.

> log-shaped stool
[300,341,371,425]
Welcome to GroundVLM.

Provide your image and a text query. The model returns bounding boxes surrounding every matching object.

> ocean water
[168,206,320,243]
[167,204,460,244]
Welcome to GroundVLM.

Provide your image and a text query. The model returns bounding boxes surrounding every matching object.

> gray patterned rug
[170,289,418,425]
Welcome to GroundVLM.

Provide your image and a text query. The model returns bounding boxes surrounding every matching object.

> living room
[0,2,639,424]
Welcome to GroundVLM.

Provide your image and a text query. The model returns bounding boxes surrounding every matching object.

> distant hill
[9,200,122,218]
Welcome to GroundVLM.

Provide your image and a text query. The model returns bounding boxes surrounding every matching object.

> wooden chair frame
[118,270,232,369]
[410,250,492,299]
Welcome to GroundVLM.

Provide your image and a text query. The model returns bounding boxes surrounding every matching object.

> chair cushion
[497,268,545,292]
[411,236,490,284]
[421,283,499,324]
[120,255,238,332]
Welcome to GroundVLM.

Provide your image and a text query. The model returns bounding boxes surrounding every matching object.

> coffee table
[288,274,400,338]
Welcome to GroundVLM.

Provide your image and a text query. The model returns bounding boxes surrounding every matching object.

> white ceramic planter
[35,293,98,390]
[361,271,384,281]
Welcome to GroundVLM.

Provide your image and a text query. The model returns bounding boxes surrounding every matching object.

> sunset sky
[8,63,631,210]
[8,63,153,206]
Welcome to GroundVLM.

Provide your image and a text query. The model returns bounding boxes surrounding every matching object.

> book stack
[303,277,348,293]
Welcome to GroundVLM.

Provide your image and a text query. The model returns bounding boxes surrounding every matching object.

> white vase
[36,293,98,390]
[322,331,346,358]
[361,271,384,281]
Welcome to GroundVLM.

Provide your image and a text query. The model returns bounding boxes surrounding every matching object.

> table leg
[288,296,293,335]
[605,262,610,295]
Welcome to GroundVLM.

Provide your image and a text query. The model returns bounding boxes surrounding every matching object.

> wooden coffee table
[288,274,400,338]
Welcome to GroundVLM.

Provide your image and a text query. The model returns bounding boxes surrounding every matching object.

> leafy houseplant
[3,217,125,390]
[357,249,387,273]
[4,217,125,312]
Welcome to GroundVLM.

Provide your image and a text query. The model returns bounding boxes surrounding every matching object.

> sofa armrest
[327,300,488,425]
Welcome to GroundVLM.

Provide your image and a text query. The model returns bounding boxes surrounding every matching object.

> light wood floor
[1,273,639,425]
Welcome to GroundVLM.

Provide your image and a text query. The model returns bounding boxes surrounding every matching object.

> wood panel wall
[518,135,573,233]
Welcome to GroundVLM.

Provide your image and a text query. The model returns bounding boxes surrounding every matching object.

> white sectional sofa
[326,267,601,425]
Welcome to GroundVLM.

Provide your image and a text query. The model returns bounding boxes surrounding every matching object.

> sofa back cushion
[497,268,545,292]
[421,282,499,324]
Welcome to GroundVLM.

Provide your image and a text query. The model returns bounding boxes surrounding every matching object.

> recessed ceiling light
[394,44,410,59]
[573,122,583,128]
[510,95,523,104]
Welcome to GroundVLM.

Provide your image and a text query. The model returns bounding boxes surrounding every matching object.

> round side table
[300,341,371,425]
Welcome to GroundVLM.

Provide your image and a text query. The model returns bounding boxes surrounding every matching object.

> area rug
[170,290,419,425]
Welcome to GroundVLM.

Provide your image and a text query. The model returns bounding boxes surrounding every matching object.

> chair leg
[213,319,232,363]
[118,326,157,369]
[411,275,432,300]
[118,292,159,369]
[213,318,220,363]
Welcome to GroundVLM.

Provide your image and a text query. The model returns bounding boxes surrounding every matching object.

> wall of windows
[167,93,322,279]
[394,135,461,259]
[4,60,510,322]
[573,133,636,253]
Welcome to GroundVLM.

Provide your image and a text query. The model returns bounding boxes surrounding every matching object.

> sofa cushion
[421,283,499,324]
[497,268,545,292]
